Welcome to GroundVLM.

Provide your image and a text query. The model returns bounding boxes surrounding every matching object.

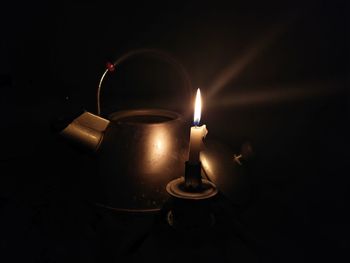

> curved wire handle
[96,48,192,116]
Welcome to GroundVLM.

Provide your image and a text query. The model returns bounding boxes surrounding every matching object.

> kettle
[59,49,251,212]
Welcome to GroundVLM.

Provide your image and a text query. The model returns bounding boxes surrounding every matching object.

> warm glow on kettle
[194,88,202,126]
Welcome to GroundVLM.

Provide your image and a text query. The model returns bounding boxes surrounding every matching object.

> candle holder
[166,88,217,201]
[164,161,218,229]
[166,162,217,200]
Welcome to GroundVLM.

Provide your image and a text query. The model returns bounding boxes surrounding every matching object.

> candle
[188,88,208,164]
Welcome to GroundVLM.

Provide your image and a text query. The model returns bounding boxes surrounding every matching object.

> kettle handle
[96,48,192,116]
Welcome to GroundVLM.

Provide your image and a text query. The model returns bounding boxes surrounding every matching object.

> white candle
[188,89,208,164]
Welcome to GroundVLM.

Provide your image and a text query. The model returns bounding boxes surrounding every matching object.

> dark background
[0,0,348,262]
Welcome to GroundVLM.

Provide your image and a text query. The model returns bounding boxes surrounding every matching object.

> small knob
[233,142,254,165]
[106,62,115,72]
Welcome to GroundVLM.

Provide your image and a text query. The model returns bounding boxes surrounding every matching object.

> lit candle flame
[193,88,202,126]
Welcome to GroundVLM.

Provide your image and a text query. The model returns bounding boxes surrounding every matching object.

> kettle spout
[60,112,110,151]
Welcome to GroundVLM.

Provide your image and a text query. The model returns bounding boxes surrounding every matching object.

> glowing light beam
[207,24,287,99]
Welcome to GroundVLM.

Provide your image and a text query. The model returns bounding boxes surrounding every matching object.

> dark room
[0,0,347,262]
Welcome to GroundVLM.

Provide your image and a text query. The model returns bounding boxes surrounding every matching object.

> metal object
[96,49,192,116]
[166,177,217,200]
[95,109,189,210]
[60,112,110,151]
[166,161,218,200]
[60,108,247,210]
[61,109,249,211]
[201,140,252,206]
[60,109,250,210]
[59,49,250,211]
[164,197,216,229]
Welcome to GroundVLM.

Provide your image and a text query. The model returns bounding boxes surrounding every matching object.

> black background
[0,0,348,262]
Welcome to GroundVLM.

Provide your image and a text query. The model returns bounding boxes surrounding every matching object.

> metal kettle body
[97,109,189,210]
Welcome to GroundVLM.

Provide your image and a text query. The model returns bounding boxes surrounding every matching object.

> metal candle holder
[164,161,218,229]
[166,161,218,200]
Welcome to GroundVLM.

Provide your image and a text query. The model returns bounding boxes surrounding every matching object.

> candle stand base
[165,177,218,229]
[166,177,217,200]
